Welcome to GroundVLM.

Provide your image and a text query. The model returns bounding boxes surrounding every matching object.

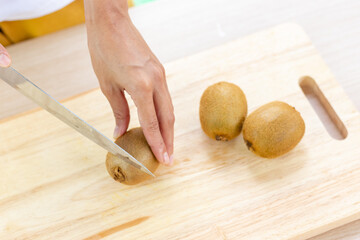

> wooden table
[1,0,359,239]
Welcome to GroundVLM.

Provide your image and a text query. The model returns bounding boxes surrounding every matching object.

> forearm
[84,0,129,26]
[84,0,153,67]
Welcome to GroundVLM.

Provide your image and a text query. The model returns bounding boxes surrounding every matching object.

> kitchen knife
[0,66,154,177]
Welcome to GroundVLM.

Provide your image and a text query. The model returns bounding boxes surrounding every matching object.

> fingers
[134,91,171,166]
[154,86,175,164]
[0,43,11,67]
[103,87,130,139]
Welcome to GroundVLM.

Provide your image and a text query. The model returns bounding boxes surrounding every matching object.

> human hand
[84,0,174,166]
[0,43,11,67]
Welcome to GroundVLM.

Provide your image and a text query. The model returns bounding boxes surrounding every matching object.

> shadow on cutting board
[246,145,307,183]
[201,128,307,183]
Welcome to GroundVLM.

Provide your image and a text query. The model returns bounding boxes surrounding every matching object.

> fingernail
[163,152,170,165]
[169,155,174,166]
[113,126,121,139]
[0,54,11,67]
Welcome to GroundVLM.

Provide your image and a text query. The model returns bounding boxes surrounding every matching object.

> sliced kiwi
[106,127,159,185]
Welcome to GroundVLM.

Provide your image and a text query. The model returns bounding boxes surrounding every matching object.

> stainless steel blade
[0,66,154,177]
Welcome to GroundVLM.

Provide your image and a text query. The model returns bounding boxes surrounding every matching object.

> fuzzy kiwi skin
[199,82,248,141]
[106,127,159,185]
[243,101,305,158]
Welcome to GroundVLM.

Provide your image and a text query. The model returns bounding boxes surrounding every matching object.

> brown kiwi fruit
[243,101,305,158]
[106,127,159,185]
[199,81,247,141]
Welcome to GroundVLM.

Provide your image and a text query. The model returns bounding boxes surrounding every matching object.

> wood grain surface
[1,24,360,240]
[310,220,360,240]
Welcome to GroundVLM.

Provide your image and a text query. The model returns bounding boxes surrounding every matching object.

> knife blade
[0,66,154,177]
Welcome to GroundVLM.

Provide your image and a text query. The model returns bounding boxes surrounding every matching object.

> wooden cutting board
[1,23,360,240]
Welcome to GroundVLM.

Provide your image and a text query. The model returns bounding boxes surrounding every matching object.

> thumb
[0,43,11,67]
[106,89,130,139]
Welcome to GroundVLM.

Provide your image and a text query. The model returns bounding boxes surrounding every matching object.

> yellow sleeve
[0,0,134,46]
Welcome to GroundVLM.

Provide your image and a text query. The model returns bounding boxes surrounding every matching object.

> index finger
[134,94,170,166]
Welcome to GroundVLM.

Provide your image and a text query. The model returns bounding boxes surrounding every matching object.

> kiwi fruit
[243,101,305,158]
[199,82,247,141]
[106,127,159,185]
